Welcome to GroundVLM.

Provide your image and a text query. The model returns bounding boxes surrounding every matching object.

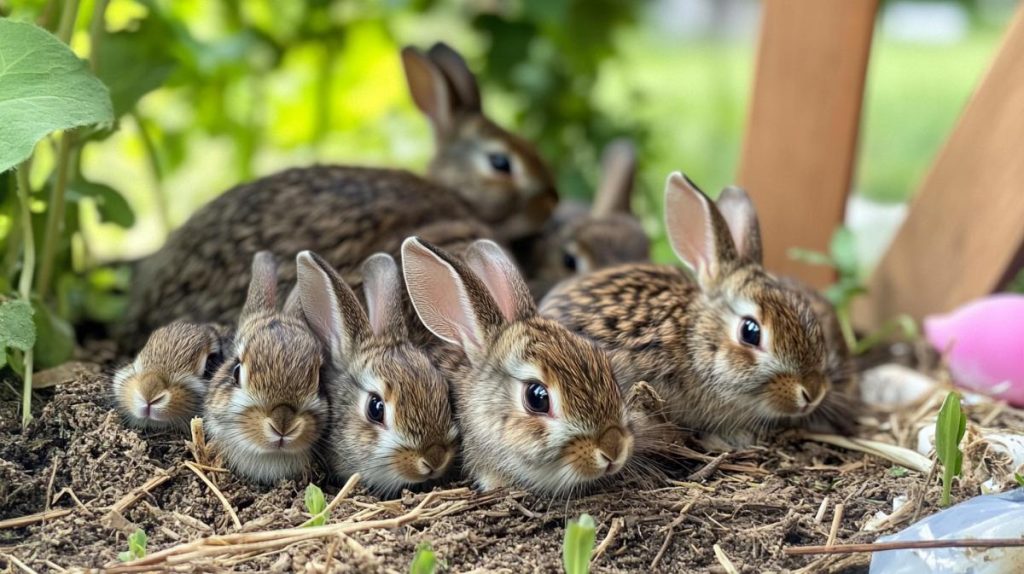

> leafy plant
[935,392,967,507]
[303,483,328,527]
[888,466,908,478]
[789,226,918,354]
[563,514,597,574]
[409,542,437,574]
[1014,472,1023,487]
[118,528,147,562]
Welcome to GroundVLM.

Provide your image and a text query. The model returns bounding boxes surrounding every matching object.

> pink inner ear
[665,173,717,279]
[296,259,342,355]
[362,254,397,337]
[402,240,483,351]
[464,241,526,323]
[401,49,451,134]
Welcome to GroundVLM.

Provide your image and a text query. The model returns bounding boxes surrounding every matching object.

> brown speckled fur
[540,175,859,446]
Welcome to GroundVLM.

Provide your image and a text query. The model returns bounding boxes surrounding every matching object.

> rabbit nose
[794,382,824,413]
[418,445,451,478]
[596,427,631,475]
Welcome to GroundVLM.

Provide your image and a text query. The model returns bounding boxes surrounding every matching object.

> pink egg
[923,294,1024,407]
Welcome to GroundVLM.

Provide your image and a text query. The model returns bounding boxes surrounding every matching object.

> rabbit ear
[462,240,535,323]
[401,46,454,136]
[281,284,304,318]
[402,237,504,360]
[241,251,278,319]
[716,185,764,265]
[361,253,408,339]
[592,138,637,218]
[296,251,370,363]
[427,42,482,113]
[664,172,738,287]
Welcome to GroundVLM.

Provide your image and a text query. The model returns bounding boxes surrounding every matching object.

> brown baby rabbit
[111,321,225,430]
[204,252,327,483]
[120,42,556,349]
[402,237,635,495]
[541,173,853,447]
[525,139,650,298]
[294,250,457,494]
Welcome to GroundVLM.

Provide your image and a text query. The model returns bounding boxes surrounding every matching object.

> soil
[1,344,1022,573]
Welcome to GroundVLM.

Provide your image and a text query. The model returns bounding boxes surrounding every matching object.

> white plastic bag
[869,489,1024,573]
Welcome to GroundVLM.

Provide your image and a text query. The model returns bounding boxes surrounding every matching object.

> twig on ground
[826,503,844,547]
[44,456,60,511]
[688,452,731,482]
[2,553,39,574]
[51,488,93,516]
[183,461,241,530]
[650,526,674,570]
[713,544,740,574]
[813,496,830,525]
[592,517,624,563]
[911,455,939,524]
[108,468,176,514]
[0,508,72,530]
[786,538,1024,556]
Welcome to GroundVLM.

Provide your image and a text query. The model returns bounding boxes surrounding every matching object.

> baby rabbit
[204,252,327,483]
[524,139,650,298]
[541,173,850,447]
[402,237,635,495]
[294,250,457,494]
[111,321,225,430]
[120,42,556,349]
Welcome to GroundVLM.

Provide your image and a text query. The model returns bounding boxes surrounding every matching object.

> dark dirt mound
[1,356,1021,573]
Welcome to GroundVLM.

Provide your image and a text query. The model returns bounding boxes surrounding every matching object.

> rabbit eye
[366,392,386,426]
[203,350,223,380]
[523,379,551,415]
[487,152,512,175]
[562,251,577,272]
[739,317,762,348]
[230,362,242,385]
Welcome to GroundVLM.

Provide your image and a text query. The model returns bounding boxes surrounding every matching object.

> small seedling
[1014,472,1024,487]
[889,466,908,478]
[409,542,437,574]
[935,392,967,507]
[118,528,147,562]
[563,514,597,574]
[304,483,328,527]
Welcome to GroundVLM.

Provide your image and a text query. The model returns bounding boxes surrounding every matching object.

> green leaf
[0,19,114,173]
[889,466,908,478]
[787,247,835,268]
[31,299,74,369]
[1015,472,1024,487]
[563,514,596,574]
[94,16,176,117]
[120,528,147,561]
[68,178,135,228]
[829,227,859,278]
[409,542,437,574]
[0,299,36,352]
[935,392,967,507]
[304,483,327,527]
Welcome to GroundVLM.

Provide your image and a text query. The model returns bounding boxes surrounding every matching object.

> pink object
[923,294,1024,407]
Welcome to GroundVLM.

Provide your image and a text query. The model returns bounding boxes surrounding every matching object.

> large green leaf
[0,19,114,173]
[31,299,74,368]
[68,178,135,228]
[0,299,36,352]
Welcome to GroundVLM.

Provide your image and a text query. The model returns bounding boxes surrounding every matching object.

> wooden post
[854,5,1024,329]
[738,0,878,288]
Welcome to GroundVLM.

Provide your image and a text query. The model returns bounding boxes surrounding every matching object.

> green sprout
[563,514,597,574]
[935,392,967,507]
[409,542,437,574]
[304,483,328,527]
[118,528,147,562]
[1014,472,1024,487]
[888,466,908,478]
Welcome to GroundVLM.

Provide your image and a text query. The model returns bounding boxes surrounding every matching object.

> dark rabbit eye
[366,392,386,425]
[203,350,223,380]
[739,317,762,348]
[231,362,242,385]
[488,152,512,174]
[523,380,551,415]
[562,251,577,272]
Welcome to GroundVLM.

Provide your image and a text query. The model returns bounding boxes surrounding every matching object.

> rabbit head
[403,237,634,495]
[111,321,223,430]
[296,250,457,494]
[402,42,558,243]
[204,251,327,483]
[528,139,650,296]
[665,173,830,423]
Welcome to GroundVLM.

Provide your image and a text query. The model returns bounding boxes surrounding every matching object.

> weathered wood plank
[854,5,1024,329]
[738,0,878,288]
